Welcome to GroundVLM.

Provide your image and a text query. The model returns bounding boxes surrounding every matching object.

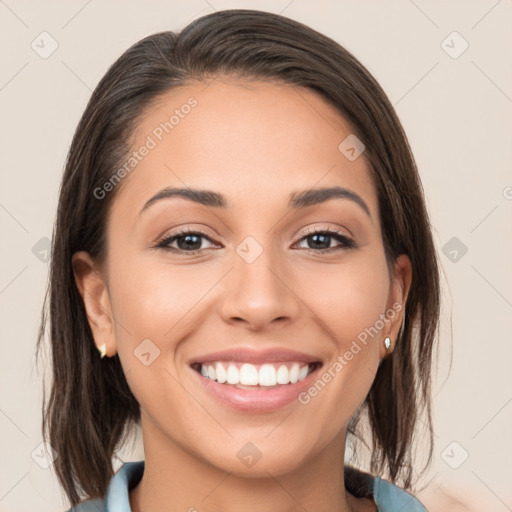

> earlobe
[71,251,117,357]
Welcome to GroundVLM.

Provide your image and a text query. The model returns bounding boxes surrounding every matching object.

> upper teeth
[199,362,311,386]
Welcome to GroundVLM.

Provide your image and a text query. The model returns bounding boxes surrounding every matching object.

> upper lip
[189,347,322,366]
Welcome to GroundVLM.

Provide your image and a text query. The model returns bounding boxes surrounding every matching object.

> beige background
[1,1,511,511]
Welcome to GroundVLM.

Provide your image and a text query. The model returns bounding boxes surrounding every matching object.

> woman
[37,9,440,511]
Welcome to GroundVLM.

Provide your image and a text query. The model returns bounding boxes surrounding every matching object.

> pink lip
[189,347,322,366]
[189,363,322,413]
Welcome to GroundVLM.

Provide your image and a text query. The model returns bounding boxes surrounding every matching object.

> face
[73,77,411,477]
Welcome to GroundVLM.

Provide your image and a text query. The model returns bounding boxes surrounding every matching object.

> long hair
[36,8,440,505]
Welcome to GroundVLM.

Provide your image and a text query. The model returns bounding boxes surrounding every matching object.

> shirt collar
[106,460,144,512]
[105,460,426,512]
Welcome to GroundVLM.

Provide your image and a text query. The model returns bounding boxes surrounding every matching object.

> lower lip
[190,365,321,413]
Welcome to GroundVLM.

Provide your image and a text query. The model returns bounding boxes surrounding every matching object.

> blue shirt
[69,460,427,511]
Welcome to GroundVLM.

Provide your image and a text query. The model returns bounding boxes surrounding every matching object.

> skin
[73,77,412,512]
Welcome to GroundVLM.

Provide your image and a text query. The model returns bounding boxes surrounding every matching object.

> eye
[294,227,356,253]
[155,226,356,256]
[155,227,219,255]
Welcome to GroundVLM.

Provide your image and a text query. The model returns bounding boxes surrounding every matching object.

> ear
[380,253,412,358]
[71,251,117,357]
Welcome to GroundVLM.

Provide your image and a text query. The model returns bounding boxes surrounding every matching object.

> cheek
[291,256,390,429]
[106,249,239,408]
[108,255,212,346]
[295,253,390,346]
[106,255,214,415]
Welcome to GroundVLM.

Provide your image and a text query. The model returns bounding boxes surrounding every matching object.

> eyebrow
[138,185,372,220]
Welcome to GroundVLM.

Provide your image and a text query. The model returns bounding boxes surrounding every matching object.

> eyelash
[155,226,357,255]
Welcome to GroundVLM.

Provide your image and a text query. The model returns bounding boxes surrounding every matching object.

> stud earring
[384,337,392,352]
[98,343,107,359]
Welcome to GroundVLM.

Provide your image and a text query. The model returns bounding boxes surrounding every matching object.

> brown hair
[36,8,440,505]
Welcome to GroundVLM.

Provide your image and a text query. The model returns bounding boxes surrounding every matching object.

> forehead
[113,77,377,217]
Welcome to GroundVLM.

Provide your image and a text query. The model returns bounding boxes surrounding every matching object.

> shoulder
[66,497,106,511]
[345,465,428,511]
[65,460,144,512]
[373,476,428,511]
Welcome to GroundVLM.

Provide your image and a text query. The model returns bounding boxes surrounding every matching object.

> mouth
[190,361,322,388]
[188,348,323,412]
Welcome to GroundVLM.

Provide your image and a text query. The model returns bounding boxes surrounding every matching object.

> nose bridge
[219,233,299,328]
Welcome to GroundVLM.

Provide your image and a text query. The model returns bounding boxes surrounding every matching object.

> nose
[218,241,301,331]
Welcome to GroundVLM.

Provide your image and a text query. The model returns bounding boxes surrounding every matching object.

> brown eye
[156,228,219,254]
[295,228,356,252]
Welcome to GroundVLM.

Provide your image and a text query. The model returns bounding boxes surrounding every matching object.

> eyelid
[156,224,353,245]
[155,225,219,247]
[155,224,356,255]
[294,226,356,251]
[298,225,352,240]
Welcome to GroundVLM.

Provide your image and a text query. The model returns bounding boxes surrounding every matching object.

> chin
[201,440,314,478]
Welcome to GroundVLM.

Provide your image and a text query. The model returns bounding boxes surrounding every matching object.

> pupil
[179,234,201,251]
[310,234,330,249]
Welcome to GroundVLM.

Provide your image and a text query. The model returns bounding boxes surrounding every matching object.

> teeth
[197,361,314,387]
[298,365,308,381]
[240,363,259,385]
[227,364,240,384]
[276,365,289,384]
[289,364,300,384]
[259,364,277,386]
[215,362,227,383]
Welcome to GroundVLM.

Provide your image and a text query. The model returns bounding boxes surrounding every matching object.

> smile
[189,347,323,412]
[192,361,321,388]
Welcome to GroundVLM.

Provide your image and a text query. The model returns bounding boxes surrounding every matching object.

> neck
[129,415,373,512]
